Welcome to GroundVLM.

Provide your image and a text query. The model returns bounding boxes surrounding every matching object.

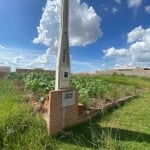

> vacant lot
[0,75,150,149]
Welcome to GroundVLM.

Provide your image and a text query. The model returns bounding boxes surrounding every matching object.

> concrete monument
[55,0,70,90]
[48,0,78,135]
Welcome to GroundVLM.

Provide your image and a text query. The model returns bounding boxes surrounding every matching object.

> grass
[57,92,150,150]
[98,74,150,89]
[57,75,150,149]
[0,75,150,149]
[0,80,58,150]
[99,91,150,149]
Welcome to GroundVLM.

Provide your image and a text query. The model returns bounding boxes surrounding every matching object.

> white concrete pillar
[55,0,70,90]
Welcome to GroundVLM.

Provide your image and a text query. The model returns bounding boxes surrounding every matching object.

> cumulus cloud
[27,48,56,70]
[33,0,102,46]
[69,1,102,46]
[33,0,60,47]
[127,26,145,43]
[112,7,118,13]
[103,26,150,67]
[127,0,142,8]
[114,0,121,4]
[145,5,150,14]
[129,26,150,63]
[32,0,102,69]
[130,41,150,53]
[103,47,128,57]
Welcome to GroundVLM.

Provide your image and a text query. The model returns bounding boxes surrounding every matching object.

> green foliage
[71,75,136,107]
[23,72,55,94]
[5,72,27,80]
[5,72,138,107]
[71,76,109,106]
[5,72,144,108]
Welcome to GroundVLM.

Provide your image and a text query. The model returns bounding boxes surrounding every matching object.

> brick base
[48,89,78,135]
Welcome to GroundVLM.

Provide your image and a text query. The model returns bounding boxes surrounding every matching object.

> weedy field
[5,72,142,107]
[0,73,150,150]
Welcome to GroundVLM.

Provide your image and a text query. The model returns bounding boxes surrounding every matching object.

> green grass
[97,74,150,89]
[57,92,150,150]
[57,75,150,150]
[0,80,58,150]
[1,76,150,150]
[99,91,150,149]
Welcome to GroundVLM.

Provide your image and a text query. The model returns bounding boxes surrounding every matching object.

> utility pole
[55,0,70,90]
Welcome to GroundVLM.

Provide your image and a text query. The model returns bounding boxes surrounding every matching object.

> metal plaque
[62,91,75,107]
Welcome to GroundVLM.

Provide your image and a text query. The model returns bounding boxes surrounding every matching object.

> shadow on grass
[56,120,150,149]
[0,131,3,149]
[55,96,150,150]
[102,127,150,143]
[56,97,150,149]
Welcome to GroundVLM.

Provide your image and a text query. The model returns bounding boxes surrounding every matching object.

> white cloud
[0,46,43,71]
[112,7,118,13]
[130,41,150,53]
[114,0,121,4]
[12,54,24,64]
[127,26,145,43]
[27,49,56,70]
[33,0,60,47]
[145,5,150,14]
[129,26,150,63]
[127,0,142,8]
[131,52,150,63]
[33,0,102,47]
[32,0,102,70]
[69,1,102,46]
[0,45,5,50]
[115,64,121,67]
[103,26,150,67]
[103,47,128,57]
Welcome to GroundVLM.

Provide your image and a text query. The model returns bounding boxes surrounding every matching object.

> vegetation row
[5,72,142,107]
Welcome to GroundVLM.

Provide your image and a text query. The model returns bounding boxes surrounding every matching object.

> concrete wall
[1,66,150,77]
[116,68,150,77]
[0,66,10,73]
[0,66,10,78]
[96,67,150,77]
[16,68,55,76]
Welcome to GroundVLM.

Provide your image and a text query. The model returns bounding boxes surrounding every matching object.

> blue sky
[0,0,150,72]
